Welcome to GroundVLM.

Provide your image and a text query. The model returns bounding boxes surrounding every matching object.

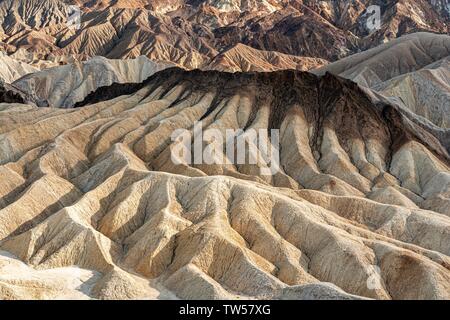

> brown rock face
[314,32,450,141]
[0,0,447,68]
[0,67,449,300]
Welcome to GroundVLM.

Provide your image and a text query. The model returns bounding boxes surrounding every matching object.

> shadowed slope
[313,33,450,130]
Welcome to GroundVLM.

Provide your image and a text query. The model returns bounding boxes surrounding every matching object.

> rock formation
[0,67,449,300]
[0,0,448,68]
[314,33,450,131]
[12,56,172,108]
[0,52,38,84]
[5,47,325,109]
[0,0,448,301]
[205,43,328,72]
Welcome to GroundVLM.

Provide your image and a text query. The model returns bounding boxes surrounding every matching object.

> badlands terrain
[0,0,448,68]
[0,1,449,301]
[1,33,450,299]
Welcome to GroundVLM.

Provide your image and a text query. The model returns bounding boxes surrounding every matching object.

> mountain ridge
[0,1,449,301]
[0,0,448,68]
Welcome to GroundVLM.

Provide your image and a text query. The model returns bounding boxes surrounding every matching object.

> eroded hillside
[0,68,449,299]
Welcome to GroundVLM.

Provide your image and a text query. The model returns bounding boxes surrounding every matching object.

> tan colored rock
[0,67,449,300]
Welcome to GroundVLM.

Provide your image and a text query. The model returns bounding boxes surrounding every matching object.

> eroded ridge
[0,69,449,300]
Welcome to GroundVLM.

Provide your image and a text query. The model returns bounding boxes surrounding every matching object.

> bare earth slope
[4,45,324,109]
[0,68,449,300]
[313,33,450,87]
[12,56,172,108]
[373,56,450,129]
[0,0,448,68]
[205,43,328,72]
[313,33,450,131]
[0,52,38,84]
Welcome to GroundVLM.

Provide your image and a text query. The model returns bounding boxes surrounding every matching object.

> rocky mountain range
[0,0,448,69]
